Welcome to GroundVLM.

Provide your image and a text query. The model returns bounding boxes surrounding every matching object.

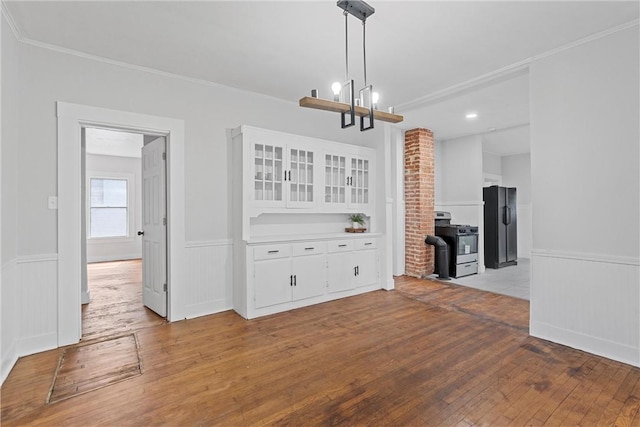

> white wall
[1,11,21,383]
[85,153,142,263]
[482,152,502,177]
[502,153,531,258]
[17,43,382,256]
[435,135,485,270]
[2,36,387,380]
[530,25,640,366]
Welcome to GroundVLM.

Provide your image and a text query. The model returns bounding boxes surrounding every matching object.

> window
[89,178,128,238]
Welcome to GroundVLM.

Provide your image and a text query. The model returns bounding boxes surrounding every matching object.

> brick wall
[404,128,435,278]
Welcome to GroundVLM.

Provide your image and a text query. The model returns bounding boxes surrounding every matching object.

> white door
[141,137,167,316]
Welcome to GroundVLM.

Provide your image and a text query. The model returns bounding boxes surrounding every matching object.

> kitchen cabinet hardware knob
[338,244,347,247]
[290,275,293,286]
[294,275,297,286]
[364,242,372,246]
[268,250,279,254]
[137,231,144,236]
[304,247,314,250]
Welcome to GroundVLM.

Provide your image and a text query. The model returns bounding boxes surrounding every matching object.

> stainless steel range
[434,211,479,278]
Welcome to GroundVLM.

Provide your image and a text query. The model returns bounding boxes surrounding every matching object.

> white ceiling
[4,1,639,155]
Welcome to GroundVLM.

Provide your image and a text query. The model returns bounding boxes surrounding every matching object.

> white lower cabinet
[327,238,379,293]
[242,237,380,318]
[254,242,327,309]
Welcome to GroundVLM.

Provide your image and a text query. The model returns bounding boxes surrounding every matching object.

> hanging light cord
[362,19,367,86]
[344,10,349,83]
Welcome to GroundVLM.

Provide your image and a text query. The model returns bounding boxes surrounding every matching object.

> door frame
[57,102,185,347]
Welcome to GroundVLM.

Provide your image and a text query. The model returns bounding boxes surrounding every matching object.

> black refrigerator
[483,186,517,269]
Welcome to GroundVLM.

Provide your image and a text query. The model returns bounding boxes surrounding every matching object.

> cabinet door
[254,258,291,308]
[323,153,347,207]
[292,255,326,301]
[354,250,378,288]
[252,142,285,207]
[287,147,316,208]
[348,155,371,209]
[327,252,355,293]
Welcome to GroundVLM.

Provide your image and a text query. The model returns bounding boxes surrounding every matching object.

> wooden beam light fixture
[299,0,403,130]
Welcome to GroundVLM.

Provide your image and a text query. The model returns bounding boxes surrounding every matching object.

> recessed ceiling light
[465,113,478,119]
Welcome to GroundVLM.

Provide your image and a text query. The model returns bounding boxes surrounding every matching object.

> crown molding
[436,122,530,143]
[398,18,640,113]
[1,1,24,41]
[20,36,299,107]
[397,61,530,112]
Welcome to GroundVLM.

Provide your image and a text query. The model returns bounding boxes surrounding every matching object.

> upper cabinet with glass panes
[233,126,374,218]
[251,140,318,209]
[323,152,372,210]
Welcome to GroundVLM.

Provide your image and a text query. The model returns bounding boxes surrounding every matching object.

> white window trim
[86,171,136,242]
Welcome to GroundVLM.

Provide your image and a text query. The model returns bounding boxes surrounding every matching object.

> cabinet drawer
[355,239,377,250]
[292,241,326,257]
[254,244,291,260]
[327,240,355,253]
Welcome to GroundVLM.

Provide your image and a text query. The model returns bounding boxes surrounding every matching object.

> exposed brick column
[404,128,435,278]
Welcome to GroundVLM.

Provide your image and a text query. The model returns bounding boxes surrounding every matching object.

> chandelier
[299,0,403,131]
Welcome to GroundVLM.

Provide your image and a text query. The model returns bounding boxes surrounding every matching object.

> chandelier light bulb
[331,82,342,101]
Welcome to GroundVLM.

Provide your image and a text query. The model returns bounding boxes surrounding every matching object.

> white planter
[352,222,360,229]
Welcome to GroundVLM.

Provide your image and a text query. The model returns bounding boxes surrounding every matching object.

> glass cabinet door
[324,154,346,205]
[289,148,314,203]
[254,143,283,203]
[350,157,369,205]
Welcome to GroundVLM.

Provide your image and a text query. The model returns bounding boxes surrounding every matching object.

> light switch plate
[48,196,58,210]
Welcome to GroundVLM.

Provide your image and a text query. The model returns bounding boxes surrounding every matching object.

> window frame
[86,171,136,242]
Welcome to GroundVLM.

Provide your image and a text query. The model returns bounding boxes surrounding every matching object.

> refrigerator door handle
[503,206,511,225]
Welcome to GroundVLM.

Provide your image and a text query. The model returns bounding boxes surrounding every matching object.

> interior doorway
[81,127,167,340]
[57,102,185,348]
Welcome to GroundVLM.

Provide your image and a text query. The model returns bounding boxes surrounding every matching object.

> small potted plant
[348,213,366,229]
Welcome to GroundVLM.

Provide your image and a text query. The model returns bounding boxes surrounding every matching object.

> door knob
[137,231,144,236]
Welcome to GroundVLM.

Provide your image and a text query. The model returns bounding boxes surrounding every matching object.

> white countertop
[247,232,382,245]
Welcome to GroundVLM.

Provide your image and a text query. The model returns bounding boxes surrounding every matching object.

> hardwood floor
[83,260,166,342]
[2,275,640,425]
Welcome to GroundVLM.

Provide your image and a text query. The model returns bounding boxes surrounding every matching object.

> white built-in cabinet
[232,126,381,320]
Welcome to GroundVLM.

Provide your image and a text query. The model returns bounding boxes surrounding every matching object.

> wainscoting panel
[1,258,19,384]
[16,255,58,356]
[530,250,640,366]
[183,240,233,319]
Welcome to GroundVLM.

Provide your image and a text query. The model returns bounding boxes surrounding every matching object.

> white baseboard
[183,300,231,320]
[384,279,395,290]
[17,332,58,360]
[531,320,639,367]
[1,340,18,385]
